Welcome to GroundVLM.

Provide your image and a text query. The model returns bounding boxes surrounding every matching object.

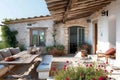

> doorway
[93,23,98,54]
[69,26,85,54]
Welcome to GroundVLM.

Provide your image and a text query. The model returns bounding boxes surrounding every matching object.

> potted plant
[78,43,91,57]
[46,44,65,56]
[46,28,65,56]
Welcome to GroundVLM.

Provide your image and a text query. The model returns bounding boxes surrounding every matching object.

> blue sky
[0,0,50,24]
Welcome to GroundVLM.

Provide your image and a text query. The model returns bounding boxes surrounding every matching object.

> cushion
[105,48,116,55]
[1,49,12,58]
[36,63,51,72]
[0,53,3,61]
[10,47,20,55]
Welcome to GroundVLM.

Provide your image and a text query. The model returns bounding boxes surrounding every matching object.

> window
[30,28,46,46]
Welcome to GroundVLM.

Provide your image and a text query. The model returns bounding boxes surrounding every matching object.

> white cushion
[74,51,82,58]
[42,55,53,63]
[36,55,53,72]
[36,63,51,72]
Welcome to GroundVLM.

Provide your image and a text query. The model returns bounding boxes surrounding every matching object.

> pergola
[45,0,115,23]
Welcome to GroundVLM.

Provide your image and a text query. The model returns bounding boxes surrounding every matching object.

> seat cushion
[1,49,12,58]
[105,48,116,55]
[42,55,53,64]
[10,47,20,55]
[36,62,51,72]
[36,55,53,72]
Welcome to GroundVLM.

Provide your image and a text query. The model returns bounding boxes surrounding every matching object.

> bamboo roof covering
[46,0,115,23]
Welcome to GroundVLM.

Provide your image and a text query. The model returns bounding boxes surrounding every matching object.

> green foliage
[18,44,26,51]
[3,18,13,22]
[0,41,4,49]
[54,62,109,80]
[52,28,57,47]
[46,28,65,55]
[1,25,18,48]
[46,46,54,51]
[56,45,65,50]
[46,45,65,52]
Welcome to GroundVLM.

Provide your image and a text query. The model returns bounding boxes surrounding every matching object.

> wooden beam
[67,13,92,21]
[48,1,67,8]
[45,0,62,4]
[48,5,67,11]
[62,0,71,23]
[50,9,65,15]
[69,4,106,14]
[71,1,111,11]
[75,0,115,5]
[63,0,78,23]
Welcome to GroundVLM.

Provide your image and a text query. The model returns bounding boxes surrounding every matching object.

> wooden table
[0,51,41,79]
[0,51,40,65]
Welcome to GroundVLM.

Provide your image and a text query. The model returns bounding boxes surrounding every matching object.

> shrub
[18,44,26,51]
[56,45,65,50]
[0,41,4,49]
[1,25,18,48]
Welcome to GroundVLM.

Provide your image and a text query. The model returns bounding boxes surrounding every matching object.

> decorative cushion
[1,49,12,58]
[105,48,116,55]
[10,47,20,55]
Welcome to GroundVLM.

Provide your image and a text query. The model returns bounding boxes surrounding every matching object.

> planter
[81,50,87,58]
[48,48,64,56]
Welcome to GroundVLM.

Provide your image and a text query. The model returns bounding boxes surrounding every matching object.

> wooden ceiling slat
[67,13,92,21]
[45,0,63,4]
[48,5,67,11]
[75,0,104,5]
[71,1,111,11]
[50,9,65,14]
[48,1,67,8]
[70,4,107,14]
[62,0,72,23]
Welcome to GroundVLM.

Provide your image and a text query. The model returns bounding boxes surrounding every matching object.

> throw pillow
[105,48,116,55]
[10,47,20,55]
[1,49,12,58]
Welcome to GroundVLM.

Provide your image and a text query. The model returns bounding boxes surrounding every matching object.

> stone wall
[8,20,54,50]
[55,18,88,54]
[7,18,89,54]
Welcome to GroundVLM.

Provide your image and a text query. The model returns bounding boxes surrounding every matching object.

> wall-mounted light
[101,10,108,16]
[27,22,36,26]
[87,19,91,23]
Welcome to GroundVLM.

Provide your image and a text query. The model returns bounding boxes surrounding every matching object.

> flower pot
[81,50,87,58]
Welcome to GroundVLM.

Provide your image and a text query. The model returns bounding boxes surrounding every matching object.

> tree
[1,25,18,48]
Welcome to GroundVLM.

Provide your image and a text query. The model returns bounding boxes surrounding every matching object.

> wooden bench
[36,55,53,79]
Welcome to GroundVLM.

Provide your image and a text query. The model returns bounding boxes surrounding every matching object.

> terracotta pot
[81,50,87,58]
[48,48,64,56]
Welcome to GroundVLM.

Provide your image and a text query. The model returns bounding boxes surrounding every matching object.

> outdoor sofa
[0,47,20,77]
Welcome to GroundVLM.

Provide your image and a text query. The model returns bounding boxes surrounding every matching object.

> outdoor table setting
[0,50,41,79]
[0,51,40,65]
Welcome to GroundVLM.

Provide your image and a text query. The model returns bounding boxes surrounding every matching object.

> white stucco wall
[89,0,120,66]
[97,16,109,52]
[8,20,54,47]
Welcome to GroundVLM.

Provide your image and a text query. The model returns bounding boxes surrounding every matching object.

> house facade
[3,0,120,66]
